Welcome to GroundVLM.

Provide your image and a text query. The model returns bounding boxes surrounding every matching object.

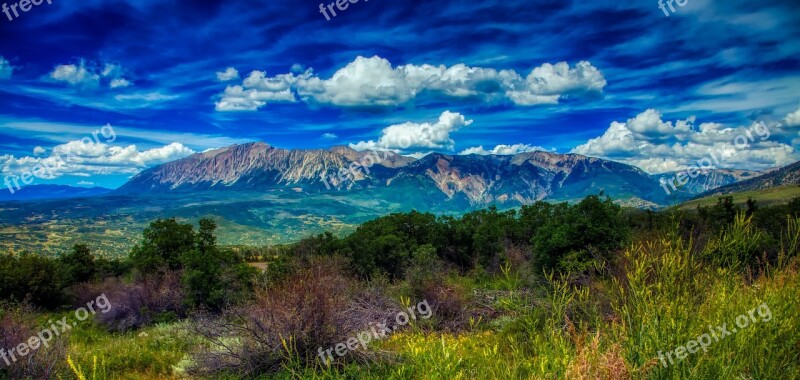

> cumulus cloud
[350,111,473,152]
[49,60,132,89]
[573,109,798,173]
[33,146,46,156]
[460,144,550,155]
[0,57,13,80]
[215,70,300,111]
[0,140,195,180]
[216,67,240,82]
[785,105,800,127]
[215,56,606,111]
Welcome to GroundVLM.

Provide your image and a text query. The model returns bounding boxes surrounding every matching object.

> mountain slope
[696,161,800,198]
[651,169,764,195]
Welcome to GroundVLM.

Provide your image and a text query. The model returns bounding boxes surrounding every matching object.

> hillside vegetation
[1,195,799,379]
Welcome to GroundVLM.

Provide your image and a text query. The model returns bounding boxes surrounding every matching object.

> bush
[188,258,401,377]
[0,302,66,379]
[702,213,772,269]
[189,258,354,376]
[80,272,187,332]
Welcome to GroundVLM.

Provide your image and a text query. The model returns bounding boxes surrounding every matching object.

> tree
[532,195,630,273]
[60,244,96,284]
[182,219,257,310]
[182,219,226,310]
[130,218,196,273]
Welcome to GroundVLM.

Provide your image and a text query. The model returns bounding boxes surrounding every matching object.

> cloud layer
[216,56,606,111]
[0,140,195,179]
[573,108,799,173]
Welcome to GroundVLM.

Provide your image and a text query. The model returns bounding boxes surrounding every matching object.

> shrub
[702,213,772,269]
[189,258,403,377]
[189,258,355,376]
[0,302,66,379]
[84,272,186,332]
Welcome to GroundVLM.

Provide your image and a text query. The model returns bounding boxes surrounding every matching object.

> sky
[0,0,798,189]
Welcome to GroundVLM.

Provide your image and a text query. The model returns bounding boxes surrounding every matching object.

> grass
[65,321,196,380]
[679,185,800,209]
[18,217,800,379]
[266,220,800,379]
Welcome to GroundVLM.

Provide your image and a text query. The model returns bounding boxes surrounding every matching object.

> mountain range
[1,142,795,257]
[0,184,112,202]
[117,142,701,207]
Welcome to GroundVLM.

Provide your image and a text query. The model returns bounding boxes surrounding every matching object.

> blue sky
[0,0,798,189]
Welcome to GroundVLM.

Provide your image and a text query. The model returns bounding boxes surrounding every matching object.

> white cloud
[785,105,800,127]
[215,56,606,111]
[33,146,46,156]
[77,181,95,186]
[321,133,338,139]
[216,67,240,82]
[49,60,132,89]
[0,140,195,179]
[350,111,472,152]
[110,78,132,88]
[215,70,300,111]
[460,144,550,155]
[0,57,13,80]
[50,61,100,88]
[506,61,607,105]
[573,109,798,173]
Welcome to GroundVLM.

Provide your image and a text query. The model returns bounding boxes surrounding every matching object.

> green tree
[182,219,226,309]
[130,218,196,273]
[532,195,630,273]
[60,243,97,284]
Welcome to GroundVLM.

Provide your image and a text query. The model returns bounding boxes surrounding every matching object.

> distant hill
[0,184,112,202]
[695,161,800,198]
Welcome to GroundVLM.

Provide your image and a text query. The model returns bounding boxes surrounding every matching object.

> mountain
[651,169,765,195]
[1,144,770,257]
[0,184,112,202]
[117,142,676,206]
[696,161,800,197]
